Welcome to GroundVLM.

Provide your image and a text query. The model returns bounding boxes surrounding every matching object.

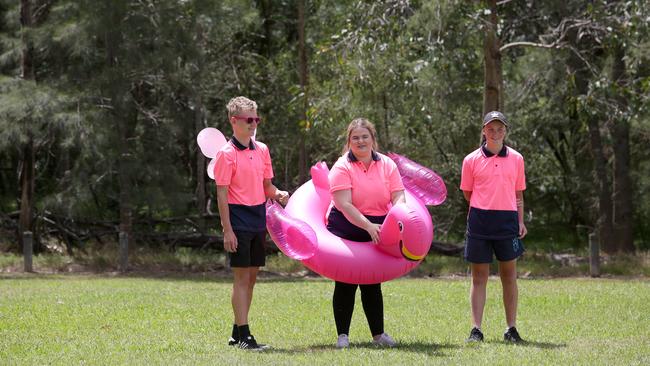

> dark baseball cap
[482,111,508,127]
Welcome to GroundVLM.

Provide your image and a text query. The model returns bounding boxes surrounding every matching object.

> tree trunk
[567,53,615,252]
[18,136,34,248]
[105,10,134,243]
[117,127,133,239]
[382,92,391,151]
[257,0,273,58]
[297,0,308,184]
[18,0,35,251]
[611,44,634,252]
[482,0,502,115]
[195,94,207,232]
[585,114,615,252]
[20,0,33,80]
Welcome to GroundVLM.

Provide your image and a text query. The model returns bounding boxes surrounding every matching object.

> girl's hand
[365,223,382,244]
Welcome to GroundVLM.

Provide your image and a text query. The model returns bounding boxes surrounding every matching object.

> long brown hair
[341,118,379,155]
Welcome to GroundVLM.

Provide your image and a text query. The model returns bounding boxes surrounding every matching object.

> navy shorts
[464,236,525,263]
[228,230,266,267]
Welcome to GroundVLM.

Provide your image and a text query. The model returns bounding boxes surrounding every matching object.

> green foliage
[0,0,648,251]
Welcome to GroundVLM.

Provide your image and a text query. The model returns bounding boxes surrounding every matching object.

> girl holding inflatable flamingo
[327,118,404,348]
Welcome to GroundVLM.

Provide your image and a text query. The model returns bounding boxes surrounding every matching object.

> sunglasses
[232,116,261,124]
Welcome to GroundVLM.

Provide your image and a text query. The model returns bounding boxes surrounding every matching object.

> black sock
[231,324,239,340]
[238,324,251,339]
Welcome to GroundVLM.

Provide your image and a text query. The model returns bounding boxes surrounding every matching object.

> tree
[482,0,502,114]
[18,0,35,248]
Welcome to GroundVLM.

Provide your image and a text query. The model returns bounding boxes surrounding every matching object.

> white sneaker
[372,332,396,347]
[336,334,350,348]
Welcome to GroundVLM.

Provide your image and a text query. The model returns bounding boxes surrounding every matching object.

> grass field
[1,274,648,365]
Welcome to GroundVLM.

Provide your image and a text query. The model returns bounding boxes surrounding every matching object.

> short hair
[342,118,379,155]
[226,96,257,118]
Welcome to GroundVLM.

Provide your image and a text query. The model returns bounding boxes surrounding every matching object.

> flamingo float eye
[398,221,404,233]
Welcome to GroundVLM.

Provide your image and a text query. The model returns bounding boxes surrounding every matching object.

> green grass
[1,275,648,365]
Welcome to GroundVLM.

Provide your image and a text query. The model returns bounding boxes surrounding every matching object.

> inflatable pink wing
[388,152,447,206]
[266,200,318,260]
[197,128,227,158]
[196,127,228,179]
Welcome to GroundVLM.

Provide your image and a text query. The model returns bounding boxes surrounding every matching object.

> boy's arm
[462,190,472,202]
[516,190,527,239]
[263,178,289,205]
[216,185,237,252]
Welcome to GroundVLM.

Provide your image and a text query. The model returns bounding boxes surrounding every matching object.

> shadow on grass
[483,340,566,349]
[263,341,460,356]
[0,270,332,284]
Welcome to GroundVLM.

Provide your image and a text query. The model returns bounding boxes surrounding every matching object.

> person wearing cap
[460,111,527,343]
[326,118,404,348]
[214,96,289,350]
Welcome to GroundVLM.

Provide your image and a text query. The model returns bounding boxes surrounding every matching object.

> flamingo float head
[377,203,432,261]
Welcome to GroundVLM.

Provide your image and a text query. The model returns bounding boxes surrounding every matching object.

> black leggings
[333,281,384,336]
[327,206,387,337]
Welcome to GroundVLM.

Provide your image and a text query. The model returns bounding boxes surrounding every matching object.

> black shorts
[228,230,266,268]
[326,206,385,242]
[464,236,525,263]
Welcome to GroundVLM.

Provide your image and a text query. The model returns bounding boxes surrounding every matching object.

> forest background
[1,0,649,266]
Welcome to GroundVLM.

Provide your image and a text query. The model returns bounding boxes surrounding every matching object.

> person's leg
[498,259,518,328]
[232,267,253,326]
[237,231,265,328]
[246,266,259,315]
[359,283,384,337]
[470,263,490,329]
[333,281,358,336]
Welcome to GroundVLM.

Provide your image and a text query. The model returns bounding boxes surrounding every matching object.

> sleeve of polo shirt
[262,144,274,179]
[515,156,526,191]
[328,161,352,193]
[387,160,405,192]
[213,149,233,186]
[459,156,474,191]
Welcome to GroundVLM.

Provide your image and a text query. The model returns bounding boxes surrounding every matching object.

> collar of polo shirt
[230,136,256,150]
[347,150,380,162]
[481,144,508,157]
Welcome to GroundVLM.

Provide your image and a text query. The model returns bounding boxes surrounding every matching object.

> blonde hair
[226,96,257,118]
[342,118,379,155]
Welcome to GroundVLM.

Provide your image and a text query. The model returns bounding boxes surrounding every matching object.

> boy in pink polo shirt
[460,111,527,344]
[214,96,289,350]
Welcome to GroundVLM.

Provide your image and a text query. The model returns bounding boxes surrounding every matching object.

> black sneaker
[503,327,524,343]
[466,327,484,342]
[238,335,266,351]
[231,336,269,349]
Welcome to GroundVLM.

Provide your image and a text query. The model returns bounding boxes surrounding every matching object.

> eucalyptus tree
[477,0,648,252]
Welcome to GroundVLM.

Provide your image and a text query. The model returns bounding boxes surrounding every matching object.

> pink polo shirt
[460,145,526,211]
[329,151,404,216]
[214,138,273,206]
